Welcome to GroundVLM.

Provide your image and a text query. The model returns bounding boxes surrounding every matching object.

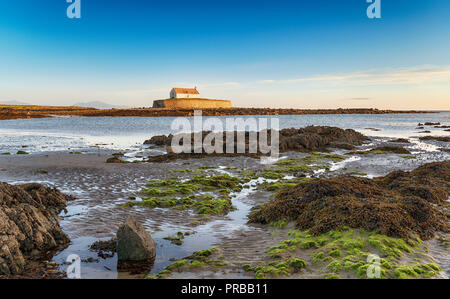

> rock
[424,122,440,126]
[419,136,450,142]
[329,142,356,150]
[249,161,449,240]
[390,138,410,143]
[116,216,156,262]
[90,238,117,253]
[144,134,173,146]
[348,146,411,155]
[0,182,71,275]
[106,156,122,163]
[89,238,117,259]
[365,128,381,132]
[144,126,369,162]
[372,146,411,154]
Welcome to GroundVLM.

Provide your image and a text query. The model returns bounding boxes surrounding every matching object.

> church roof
[172,87,199,95]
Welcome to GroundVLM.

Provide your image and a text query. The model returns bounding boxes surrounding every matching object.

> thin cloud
[259,66,450,86]
[341,97,374,101]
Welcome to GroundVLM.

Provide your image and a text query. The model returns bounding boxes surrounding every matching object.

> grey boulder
[116,216,156,262]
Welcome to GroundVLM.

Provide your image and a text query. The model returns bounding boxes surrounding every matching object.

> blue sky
[0,0,449,109]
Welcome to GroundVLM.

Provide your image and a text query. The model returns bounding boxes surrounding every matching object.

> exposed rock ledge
[144,126,369,162]
[0,183,72,275]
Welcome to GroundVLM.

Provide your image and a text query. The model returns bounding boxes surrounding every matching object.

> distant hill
[0,100,31,106]
[73,101,131,109]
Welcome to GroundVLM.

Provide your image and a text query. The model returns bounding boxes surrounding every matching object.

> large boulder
[0,182,71,275]
[116,216,156,262]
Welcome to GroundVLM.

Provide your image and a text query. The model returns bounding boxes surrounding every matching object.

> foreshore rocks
[419,136,450,142]
[390,138,411,143]
[144,126,368,162]
[249,161,449,240]
[0,183,72,275]
[144,134,173,146]
[348,146,411,155]
[278,126,368,151]
[106,156,123,163]
[116,216,156,271]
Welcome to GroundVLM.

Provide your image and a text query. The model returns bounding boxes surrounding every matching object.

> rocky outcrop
[144,126,368,162]
[348,146,412,155]
[390,138,411,143]
[249,161,449,240]
[277,126,368,152]
[106,156,123,163]
[0,183,72,275]
[143,134,173,146]
[419,136,450,142]
[116,216,156,263]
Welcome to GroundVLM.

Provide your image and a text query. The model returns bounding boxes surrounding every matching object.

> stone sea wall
[153,98,232,109]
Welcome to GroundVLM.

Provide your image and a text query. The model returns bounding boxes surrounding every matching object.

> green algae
[261,228,441,279]
[120,174,246,217]
[252,258,307,279]
[262,171,285,180]
[262,153,344,177]
[260,181,299,192]
[188,248,217,260]
[163,231,185,245]
[400,155,417,159]
[148,248,229,278]
[269,218,288,229]
[348,146,411,156]
[166,259,189,271]
[168,169,203,174]
[323,273,340,279]
[325,260,342,272]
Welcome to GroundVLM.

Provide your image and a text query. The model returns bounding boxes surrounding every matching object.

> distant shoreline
[0,105,436,120]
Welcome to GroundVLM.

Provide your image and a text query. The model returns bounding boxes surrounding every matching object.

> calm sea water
[0,112,449,153]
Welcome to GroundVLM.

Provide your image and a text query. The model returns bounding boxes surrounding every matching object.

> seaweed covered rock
[277,126,368,152]
[106,156,122,163]
[348,146,411,155]
[419,136,450,142]
[377,161,450,204]
[0,183,71,275]
[390,138,411,143]
[249,162,449,239]
[143,126,368,161]
[144,134,173,146]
